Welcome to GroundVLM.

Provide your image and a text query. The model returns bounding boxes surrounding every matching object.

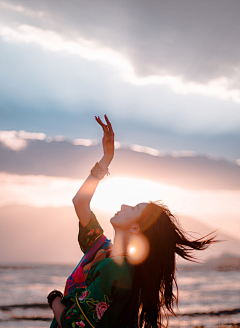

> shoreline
[1,303,240,317]
[1,304,240,328]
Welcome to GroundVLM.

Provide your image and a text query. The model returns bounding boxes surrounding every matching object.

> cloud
[0,131,27,150]
[0,24,133,77]
[171,150,197,158]
[130,145,197,158]
[53,135,66,142]
[18,130,46,140]
[1,21,240,104]
[0,172,81,207]
[73,138,98,146]
[130,144,163,157]
[1,0,240,146]
[0,130,46,150]
[0,0,45,16]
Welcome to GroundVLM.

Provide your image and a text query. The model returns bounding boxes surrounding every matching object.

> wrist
[100,155,112,169]
[103,153,113,160]
[47,290,63,309]
[91,162,109,180]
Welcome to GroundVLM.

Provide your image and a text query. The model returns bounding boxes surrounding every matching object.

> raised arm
[72,115,114,227]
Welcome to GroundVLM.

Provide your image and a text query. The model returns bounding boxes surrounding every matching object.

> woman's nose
[121,204,129,211]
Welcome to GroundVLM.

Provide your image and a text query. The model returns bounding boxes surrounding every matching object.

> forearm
[73,155,112,204]
[72,154,112,226]
[52,296,66,328]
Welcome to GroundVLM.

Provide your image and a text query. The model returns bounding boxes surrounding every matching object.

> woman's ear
[129,223,140,234]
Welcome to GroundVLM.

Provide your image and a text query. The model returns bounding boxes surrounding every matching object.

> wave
[1,303,240,319]
[0,316,52,322]
[0,303,48,311]
[179,308,240,317]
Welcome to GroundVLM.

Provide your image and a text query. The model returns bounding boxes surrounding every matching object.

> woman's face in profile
[110,203,148,231]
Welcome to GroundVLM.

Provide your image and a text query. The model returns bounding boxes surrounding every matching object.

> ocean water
[0,263,239,328]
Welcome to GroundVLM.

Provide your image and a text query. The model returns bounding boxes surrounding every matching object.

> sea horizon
[1,256,240,328]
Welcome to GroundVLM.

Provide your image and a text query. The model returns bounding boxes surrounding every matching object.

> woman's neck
[111,228,130,257]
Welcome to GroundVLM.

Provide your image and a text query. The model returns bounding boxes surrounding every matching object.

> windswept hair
[128,201,216,328]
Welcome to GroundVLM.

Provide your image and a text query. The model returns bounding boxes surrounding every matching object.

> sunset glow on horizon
[0,172,239,241]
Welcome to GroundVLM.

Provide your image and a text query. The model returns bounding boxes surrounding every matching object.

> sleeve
[78,212,104,254]
[60,259,132,328]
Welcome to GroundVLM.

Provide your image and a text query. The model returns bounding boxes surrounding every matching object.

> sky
[0,0,240,263]
[0,0,240,161]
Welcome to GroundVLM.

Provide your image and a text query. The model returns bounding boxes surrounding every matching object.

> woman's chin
[110,216,115,225]
[110,216,118,229]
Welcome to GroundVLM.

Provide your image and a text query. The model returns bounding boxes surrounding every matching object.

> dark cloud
[1,0,240,161]
[0,139,240,190]
[5,0,240,87]
[1,37,240,142]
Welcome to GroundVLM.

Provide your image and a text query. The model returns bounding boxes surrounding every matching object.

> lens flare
[127,233,149,265]
[129,246,136,254]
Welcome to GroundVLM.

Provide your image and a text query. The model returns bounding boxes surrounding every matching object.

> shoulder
[78,211,104,253]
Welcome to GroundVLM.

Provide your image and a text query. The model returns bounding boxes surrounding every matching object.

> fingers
[95,116,107,131]
[95,115,114,135]
[104,114,114,133]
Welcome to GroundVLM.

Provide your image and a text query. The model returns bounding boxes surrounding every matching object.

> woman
[47,115,215,328]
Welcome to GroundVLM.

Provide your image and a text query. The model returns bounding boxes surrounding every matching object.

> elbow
[72,196,77,205]
[72,195,87,207]
[72,195,81,206]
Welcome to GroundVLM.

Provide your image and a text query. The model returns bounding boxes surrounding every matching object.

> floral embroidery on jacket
[77,292,112,323]
[87,229,94,236]
[76,321,85,327]
[96,301,110,320]
[78,290,89,301]
[78,213,104,253]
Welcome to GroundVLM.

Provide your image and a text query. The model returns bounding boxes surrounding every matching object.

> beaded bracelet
[47,290,63,309]
[91,162,110,180]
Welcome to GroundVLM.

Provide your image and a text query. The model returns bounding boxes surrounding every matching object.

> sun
[91,176,168,213]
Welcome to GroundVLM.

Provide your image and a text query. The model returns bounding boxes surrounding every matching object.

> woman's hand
[72,115,114,227]
[95,115,114,160]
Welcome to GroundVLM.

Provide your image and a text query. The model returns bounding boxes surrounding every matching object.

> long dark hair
[128,201,216,328]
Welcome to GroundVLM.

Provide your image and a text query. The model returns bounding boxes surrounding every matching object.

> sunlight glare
[1,173,240,240]
[129,246,136,255]
[91,177,168,213]
[127,234,149,265]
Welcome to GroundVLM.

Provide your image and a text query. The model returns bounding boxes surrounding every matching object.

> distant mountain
[0,205,82,264]
[180,254,240,272]
[177,215,240,262]
[0,204,239,264]
[205,254,240,271]
[0,139,240,190]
